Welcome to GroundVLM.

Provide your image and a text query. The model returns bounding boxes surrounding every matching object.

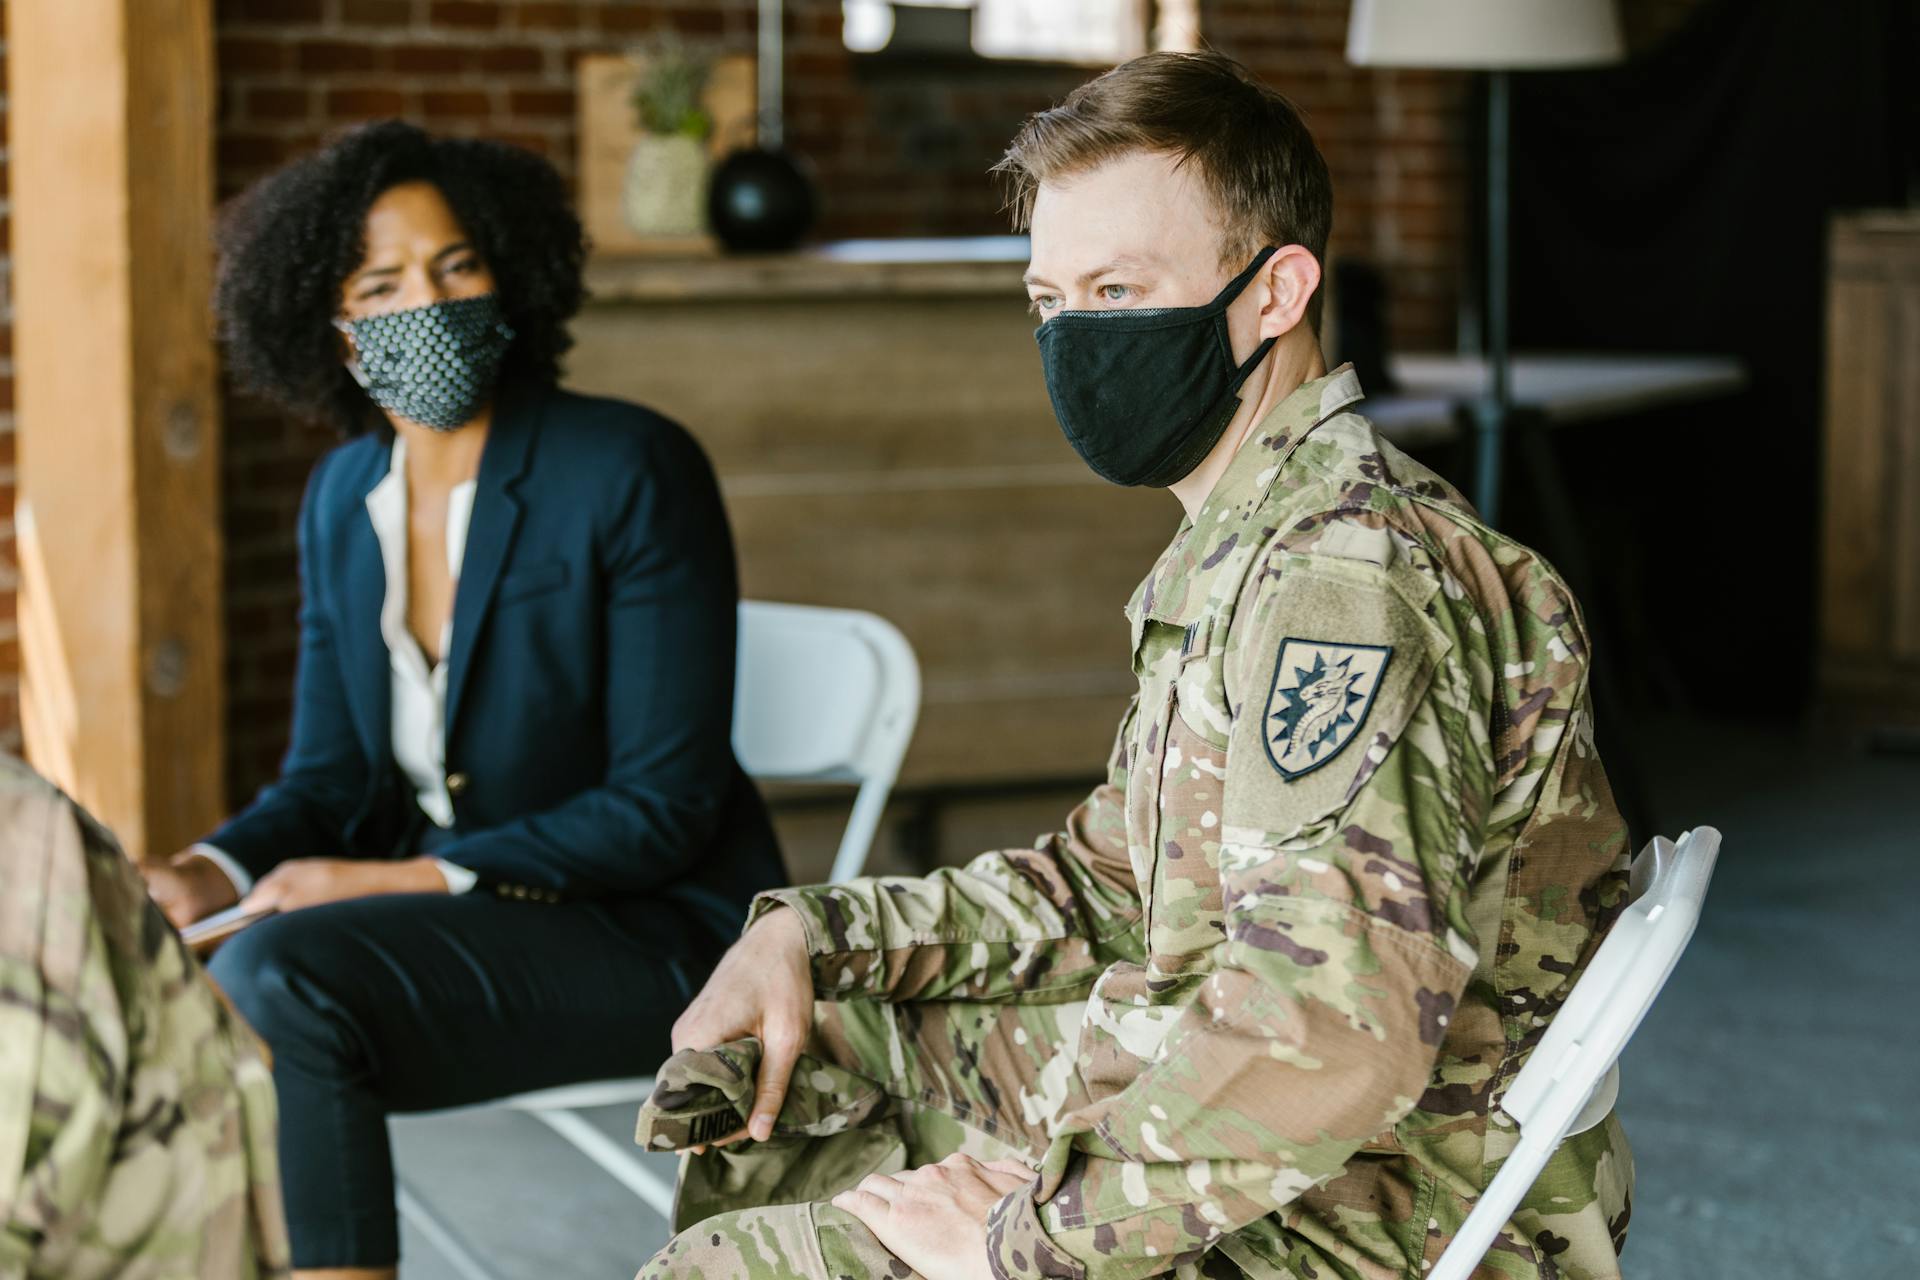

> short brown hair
[996,51,1333,323]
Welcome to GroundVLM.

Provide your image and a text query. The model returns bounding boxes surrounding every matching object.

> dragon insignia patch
[1263,639,1393,779]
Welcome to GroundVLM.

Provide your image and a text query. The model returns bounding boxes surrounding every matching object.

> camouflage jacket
[0,757,291,1278]
[752,367,1633,1279]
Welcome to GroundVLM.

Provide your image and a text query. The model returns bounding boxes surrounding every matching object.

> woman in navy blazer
[143,122,784,1276]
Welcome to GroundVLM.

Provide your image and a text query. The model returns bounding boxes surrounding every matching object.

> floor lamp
[1347,0,1623,526]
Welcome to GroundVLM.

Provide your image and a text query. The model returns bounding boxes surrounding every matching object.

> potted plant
[623,30,715,239]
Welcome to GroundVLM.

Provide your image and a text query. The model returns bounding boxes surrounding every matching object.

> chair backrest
[1428,825,1722,1280]
[731,601,921,883]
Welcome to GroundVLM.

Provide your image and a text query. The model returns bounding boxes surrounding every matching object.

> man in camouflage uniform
[640,52,1631,1280]
[0,756,290,1278]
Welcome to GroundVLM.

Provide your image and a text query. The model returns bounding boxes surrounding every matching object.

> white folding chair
[726,601,921,885]
[397,601,920,1276]
[1429,825,1722,1280]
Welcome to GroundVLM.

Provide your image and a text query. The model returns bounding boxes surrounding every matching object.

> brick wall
[0,0,1704,796]
[1211,0,1469,352]
[216,1,1092,226]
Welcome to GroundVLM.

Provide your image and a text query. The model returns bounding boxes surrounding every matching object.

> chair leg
[396,1180,506,1280]
[829,781,891,884]
[526,1108,678,1220]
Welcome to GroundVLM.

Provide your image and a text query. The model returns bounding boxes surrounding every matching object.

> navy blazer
[209,381,785,936]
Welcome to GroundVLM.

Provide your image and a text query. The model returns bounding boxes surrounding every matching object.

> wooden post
[6,0,224,860]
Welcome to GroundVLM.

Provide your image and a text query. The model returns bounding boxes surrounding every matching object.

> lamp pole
[1474,68,1512,526]
[758,0,784,149]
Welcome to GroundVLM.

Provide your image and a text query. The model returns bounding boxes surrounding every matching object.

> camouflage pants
[638,996,1092,1280]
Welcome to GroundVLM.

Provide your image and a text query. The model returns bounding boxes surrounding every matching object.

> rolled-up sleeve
[748,700,1146,1004]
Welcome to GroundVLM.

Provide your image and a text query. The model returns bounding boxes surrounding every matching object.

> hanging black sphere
[707,147,818,253]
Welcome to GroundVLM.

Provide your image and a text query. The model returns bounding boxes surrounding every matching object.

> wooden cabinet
[1820,212,1920,717]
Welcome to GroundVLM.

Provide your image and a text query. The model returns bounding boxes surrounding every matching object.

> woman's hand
[143,852,242,928]
[669,906,814,1147]
[830,1154,1036,1280]
[241,857,447,914]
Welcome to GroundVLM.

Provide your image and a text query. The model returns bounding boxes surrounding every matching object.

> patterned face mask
[338,293,516,431]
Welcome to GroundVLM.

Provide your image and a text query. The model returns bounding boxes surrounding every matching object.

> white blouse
[198,434,479,896]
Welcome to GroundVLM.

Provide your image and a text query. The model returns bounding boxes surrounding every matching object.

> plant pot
[623,133,709,239]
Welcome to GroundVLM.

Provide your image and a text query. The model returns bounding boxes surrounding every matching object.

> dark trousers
[208,891,727,1268]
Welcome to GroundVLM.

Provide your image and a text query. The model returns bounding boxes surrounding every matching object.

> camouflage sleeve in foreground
[746,711,1146,1004]
[0,757,290,1279]
[988,544,1490,1279]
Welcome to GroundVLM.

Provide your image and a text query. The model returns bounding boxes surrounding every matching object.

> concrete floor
[389,715,1920,1278]
[1608,717,1920,1277]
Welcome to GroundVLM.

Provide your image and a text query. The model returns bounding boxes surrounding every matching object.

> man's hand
[143,852,242,929]
[831,1153,1036,1280]
[241,857,447,914]
[670,906,813,1146]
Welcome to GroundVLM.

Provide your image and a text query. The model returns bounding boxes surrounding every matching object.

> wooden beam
[6,0,224,860]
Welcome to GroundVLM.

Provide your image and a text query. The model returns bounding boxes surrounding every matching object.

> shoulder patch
[1262,639,1392,779]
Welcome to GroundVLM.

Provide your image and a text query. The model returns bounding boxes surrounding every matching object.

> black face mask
[1036,246,1279,488]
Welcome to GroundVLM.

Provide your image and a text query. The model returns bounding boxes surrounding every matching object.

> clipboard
[181,904,277,954]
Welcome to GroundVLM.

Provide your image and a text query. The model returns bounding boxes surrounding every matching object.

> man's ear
[1257,245,1322,340]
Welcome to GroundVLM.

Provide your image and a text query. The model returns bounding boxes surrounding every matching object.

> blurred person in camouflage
[0,756,289,1277]
[638,51,1632,1280]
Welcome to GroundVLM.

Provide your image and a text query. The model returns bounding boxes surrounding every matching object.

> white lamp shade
[1347,0,1624,69]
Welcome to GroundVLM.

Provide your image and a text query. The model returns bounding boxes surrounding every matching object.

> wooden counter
[583,236,1033,301]
[569,238,1165,788]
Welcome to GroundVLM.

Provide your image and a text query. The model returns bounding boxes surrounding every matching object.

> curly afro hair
[214,120,588,436]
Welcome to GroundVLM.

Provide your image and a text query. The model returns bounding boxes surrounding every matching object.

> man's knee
[639,1204,900,1280]
[639,1208,810,1280]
